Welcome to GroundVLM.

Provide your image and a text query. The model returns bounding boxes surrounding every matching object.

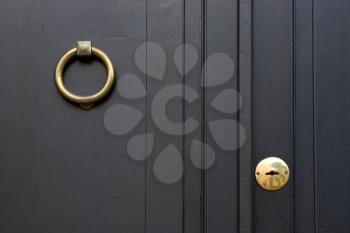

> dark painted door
[1,0,350,233]
[0,1,203,233]
[251,0,350,232]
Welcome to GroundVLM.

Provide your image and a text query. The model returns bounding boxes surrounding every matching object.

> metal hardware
[55,41,115,110]
[255,157,290,191]
[76,41,92,56]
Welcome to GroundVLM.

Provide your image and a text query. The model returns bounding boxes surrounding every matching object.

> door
[1,0,350,233]
[250,0,350,231]
[0,1,202,232]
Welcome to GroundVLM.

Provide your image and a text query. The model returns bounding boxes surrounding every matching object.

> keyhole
[266,170,279,176]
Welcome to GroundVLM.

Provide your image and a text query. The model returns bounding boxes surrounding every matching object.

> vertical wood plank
[294,0,316,231]
[314,0,350,232]
[146,0,185,232]
[204,0,239,233]
[239,0,252,232]
[252,0,294,232]
[184,0,203,232]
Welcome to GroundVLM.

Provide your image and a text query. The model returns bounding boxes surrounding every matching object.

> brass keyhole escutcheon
[255,157,290,191]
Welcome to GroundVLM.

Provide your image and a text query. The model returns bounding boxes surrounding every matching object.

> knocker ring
[55,41,115,109]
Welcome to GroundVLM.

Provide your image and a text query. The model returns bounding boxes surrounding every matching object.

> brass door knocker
[55,41,115,109]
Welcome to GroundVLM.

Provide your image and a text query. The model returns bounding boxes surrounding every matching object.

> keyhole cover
[255,157,290,191]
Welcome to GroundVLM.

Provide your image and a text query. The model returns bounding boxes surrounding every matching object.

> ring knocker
[55,41,115,109]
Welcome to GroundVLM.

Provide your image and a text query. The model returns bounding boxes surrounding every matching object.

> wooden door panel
[5,0,350,232]
[314,0,350,231]
[294,0,350,232]
[145,0,199,232]
[294,0,316,232]
[0,0,205,233]
[252,0,294,232]
[0,1,147,232]
[205,0,239,232]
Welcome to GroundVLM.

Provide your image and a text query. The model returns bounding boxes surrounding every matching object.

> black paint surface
[1,0,350,233]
